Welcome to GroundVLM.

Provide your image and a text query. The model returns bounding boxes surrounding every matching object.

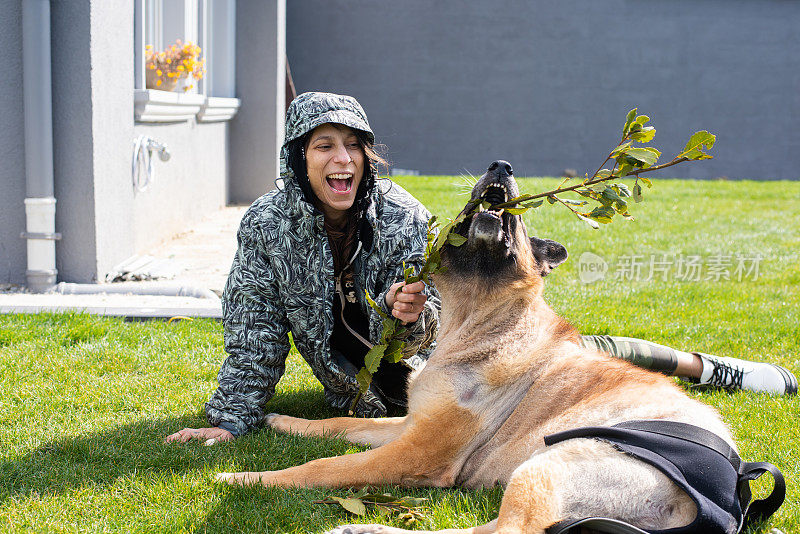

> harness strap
[614,420,741,470]
[614,421,786,531]
[543,420,786,534]
[738,461,786,532]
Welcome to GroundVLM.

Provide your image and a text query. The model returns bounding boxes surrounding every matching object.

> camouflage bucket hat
[280,92,375,178]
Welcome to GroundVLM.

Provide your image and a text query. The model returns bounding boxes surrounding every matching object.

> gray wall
[51,0,107,283]
[229,0,285,203]
[1,0,231,285]
[0,0,26,285]
[288,0,800,180]
[132,122,228,252]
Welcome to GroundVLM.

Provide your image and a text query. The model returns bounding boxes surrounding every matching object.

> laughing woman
[167,92,439,444]
[167,92,795,445]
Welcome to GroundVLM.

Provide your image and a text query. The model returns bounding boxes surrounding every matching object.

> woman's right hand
[165,426,234,444]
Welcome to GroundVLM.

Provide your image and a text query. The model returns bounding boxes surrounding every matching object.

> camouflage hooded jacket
[205,93,440,436]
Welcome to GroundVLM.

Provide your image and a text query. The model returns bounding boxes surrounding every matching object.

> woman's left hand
[384,280,428,324]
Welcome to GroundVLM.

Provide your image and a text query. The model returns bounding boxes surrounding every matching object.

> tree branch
[492,156,690,209]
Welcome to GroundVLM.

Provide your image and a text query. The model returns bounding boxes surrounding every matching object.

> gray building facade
[287,0,800,181]
[0,0,285,287]
[2,1,797,289]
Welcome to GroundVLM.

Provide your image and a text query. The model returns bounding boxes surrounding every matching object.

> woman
[168,92,439,444]
[168,92,795,445]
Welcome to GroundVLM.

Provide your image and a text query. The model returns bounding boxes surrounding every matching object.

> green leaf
[602,186,623,203]
[522,199,544,208]
[635,114,650,126]
[504,207,528,215]
[633,183,643,203]
[364,344,387,373]
[613,183,631,197]
[629,126,656,143]
[587,206,615,224]
[355,367,372,391]
[639,175,652,188]
[380,319,396,342]
[365,291,390,320]
[560,198,588,206]
[397,496,429,507]
[433,213,467,252]
[362,493,399,503]
[616,162,635,177]
[547,195,557,205]
[678,130,716,160]
[384,339,405,363]
[402,262,415,281]
[622,108,637,136]
[623,147,660,168]
[446,232,467,247]
[595,169,613,179]
[330,496,367,516]
[576,213,600,229]
[611,141,633,156]
[600,187,627,213]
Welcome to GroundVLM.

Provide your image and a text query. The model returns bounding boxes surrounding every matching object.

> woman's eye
[348,143,360,149]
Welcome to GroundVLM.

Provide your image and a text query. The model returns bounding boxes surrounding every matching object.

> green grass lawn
[1,177,798,533]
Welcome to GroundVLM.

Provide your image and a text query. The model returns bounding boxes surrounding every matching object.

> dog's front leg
[266,413,408,447]
[217,426,458,489]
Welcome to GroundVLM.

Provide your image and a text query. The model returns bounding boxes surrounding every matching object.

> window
[134,0,240,123]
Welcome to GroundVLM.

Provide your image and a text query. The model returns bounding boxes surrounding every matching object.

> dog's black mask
[443,160,568,279]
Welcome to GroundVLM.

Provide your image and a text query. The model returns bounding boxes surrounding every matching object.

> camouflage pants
[580,335,682,375]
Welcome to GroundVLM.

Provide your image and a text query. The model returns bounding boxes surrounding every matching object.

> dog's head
[441,160,568,289]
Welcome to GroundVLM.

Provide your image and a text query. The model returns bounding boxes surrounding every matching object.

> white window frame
[134,0,240,123]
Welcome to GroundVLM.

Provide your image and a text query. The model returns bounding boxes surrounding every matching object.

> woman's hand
[384,280,428,324]
[165,426,234,445]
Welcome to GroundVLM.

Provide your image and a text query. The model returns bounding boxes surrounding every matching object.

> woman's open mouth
[326,173,353,195]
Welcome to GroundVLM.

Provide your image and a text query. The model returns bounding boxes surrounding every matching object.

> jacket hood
[279,92,375,180]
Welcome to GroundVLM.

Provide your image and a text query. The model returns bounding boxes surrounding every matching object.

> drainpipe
[21,0,60,293]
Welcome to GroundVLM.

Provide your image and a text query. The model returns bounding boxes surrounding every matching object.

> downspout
[21,0,60,293]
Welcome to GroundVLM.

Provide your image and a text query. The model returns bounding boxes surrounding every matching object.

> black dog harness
[544,420,785,534]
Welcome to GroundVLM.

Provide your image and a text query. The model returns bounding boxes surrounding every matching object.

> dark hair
[285,124,387,207]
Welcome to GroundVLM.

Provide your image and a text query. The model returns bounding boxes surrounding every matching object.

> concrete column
[229,0,285,203]
[51,1,135,282]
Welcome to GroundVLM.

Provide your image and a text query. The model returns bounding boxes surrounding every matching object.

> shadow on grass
[0,415,209,501]
[0,390,497,533]
[0,389,335,499]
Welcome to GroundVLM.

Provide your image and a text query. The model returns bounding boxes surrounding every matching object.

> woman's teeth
[326,174,353,193]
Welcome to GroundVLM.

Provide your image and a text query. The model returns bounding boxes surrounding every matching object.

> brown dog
[216,160,734,534]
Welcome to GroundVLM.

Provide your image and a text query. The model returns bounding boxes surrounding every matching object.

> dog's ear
[530,237,568,277]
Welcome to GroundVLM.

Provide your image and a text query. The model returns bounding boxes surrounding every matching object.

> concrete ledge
[134,89,205,123]
[0,293,222,320]
[197,96,241,122]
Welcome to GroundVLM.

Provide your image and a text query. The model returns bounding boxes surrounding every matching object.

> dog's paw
[326,525,387,534]
[265,413,280,425]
